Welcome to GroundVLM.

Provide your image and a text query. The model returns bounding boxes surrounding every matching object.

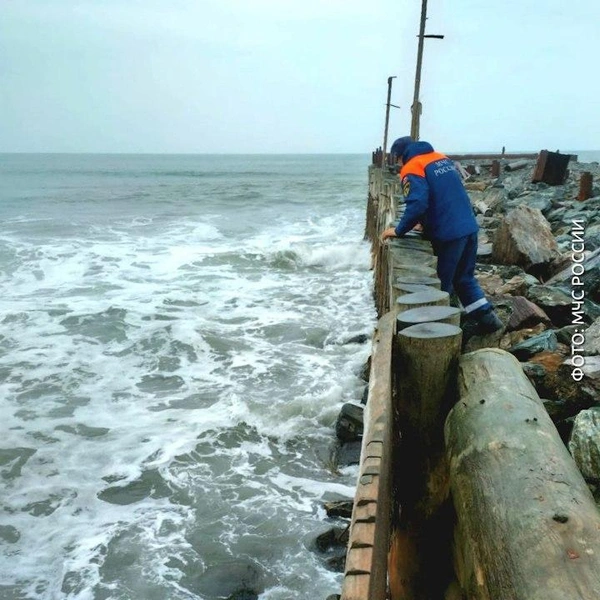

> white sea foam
[0,154,375,599]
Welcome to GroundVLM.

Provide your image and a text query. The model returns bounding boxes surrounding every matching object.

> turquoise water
[0,154,376,599]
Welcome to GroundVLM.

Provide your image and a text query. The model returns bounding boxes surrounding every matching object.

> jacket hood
[403,141,435,162]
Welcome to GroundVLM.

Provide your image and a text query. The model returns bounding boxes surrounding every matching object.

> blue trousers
[432,233,490,314]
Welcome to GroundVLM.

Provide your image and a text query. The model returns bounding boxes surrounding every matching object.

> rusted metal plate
[532,150,571,185]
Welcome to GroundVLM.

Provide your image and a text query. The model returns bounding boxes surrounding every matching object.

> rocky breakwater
[464,155,600,500]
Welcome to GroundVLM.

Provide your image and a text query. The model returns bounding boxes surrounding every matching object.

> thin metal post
[382,76,396,167]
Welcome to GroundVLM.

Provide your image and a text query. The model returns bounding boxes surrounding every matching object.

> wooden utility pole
[410,0,444,141]
[382,76,398,167]
[410,0,428,140]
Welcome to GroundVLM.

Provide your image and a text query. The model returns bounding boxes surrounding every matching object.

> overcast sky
[1,0,599,154]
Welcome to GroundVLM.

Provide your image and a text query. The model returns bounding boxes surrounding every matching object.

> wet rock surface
[461,155,600,488]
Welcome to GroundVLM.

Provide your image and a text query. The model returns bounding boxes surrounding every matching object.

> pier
[337,162,600,600]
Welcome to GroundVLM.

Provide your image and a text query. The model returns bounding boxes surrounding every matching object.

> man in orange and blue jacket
[381,136,503,339]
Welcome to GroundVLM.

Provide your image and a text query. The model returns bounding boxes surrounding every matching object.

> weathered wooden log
[395,289,449,315]
[504,159,530,172]
[341,312,395,600]
[391,275,441,309]
[389,239,433,254]
[392,265,437,278]
[464,181,488,192]
[396,322,462,447]
[390,272,438,305]
[388,246,436,263]
[390,322,462,600]
[471,196,492,216]
[445,348,600,600]
[392,283,438,296]
[396,306,461,331]
[394,275,440,287]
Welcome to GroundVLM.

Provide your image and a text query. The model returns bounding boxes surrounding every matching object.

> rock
[541,397,570,422]
[359,357,371,382]
[568,408,600,483]
[180,561,264,600]
[509,330,558,360]
[496,275,531,296]
[335,403,364,442]
[337,440,361,466]
[492,206,559,276]
[501,296,552,331]
[550,359,600,411]
[556,324,579,345]
[342,334,370,345]
[323,500,353,519]
[521,361,546,387]
[465,181,488,192]
[529,351,566,371]
[361,385,369,405]
[526,285,571,325]
[525,285,600,327]
[525,195,553,214]
[583,318,600,355]
[581,355,600,379]
[314,526,349,552]
[546,205,567,225]
[499,323,547,350]
[482,187,508,213]
[477,272,503,295]
[546,252,572,279]
[545,248,600,304]
[477,215,502,230]
[462,327,504,353]
[313,526,349,573]
[227,591,259,600]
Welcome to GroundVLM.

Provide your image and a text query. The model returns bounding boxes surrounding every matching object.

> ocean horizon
[2,149,600,161]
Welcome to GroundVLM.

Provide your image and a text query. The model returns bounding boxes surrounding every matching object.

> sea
[0,154,377,600]
[3,149,600,600]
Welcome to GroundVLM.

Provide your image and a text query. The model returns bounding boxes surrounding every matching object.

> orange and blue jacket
[394,141,478,242]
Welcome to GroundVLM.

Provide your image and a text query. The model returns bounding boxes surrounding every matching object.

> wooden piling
[390,322,462,599]
[395,289,449,315]
[396,305,461,331]
[445,348,600,600]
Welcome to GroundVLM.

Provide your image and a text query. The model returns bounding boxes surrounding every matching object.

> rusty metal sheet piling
[532,150,571,185]
[578,171,593,201]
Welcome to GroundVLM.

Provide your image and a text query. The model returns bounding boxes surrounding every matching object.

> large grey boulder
[569,408,600,483]
[546,248,600,304]
[526,285,600,326]
[584,318,600,355]
[492,206,559,275]
[508,330,557,360]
